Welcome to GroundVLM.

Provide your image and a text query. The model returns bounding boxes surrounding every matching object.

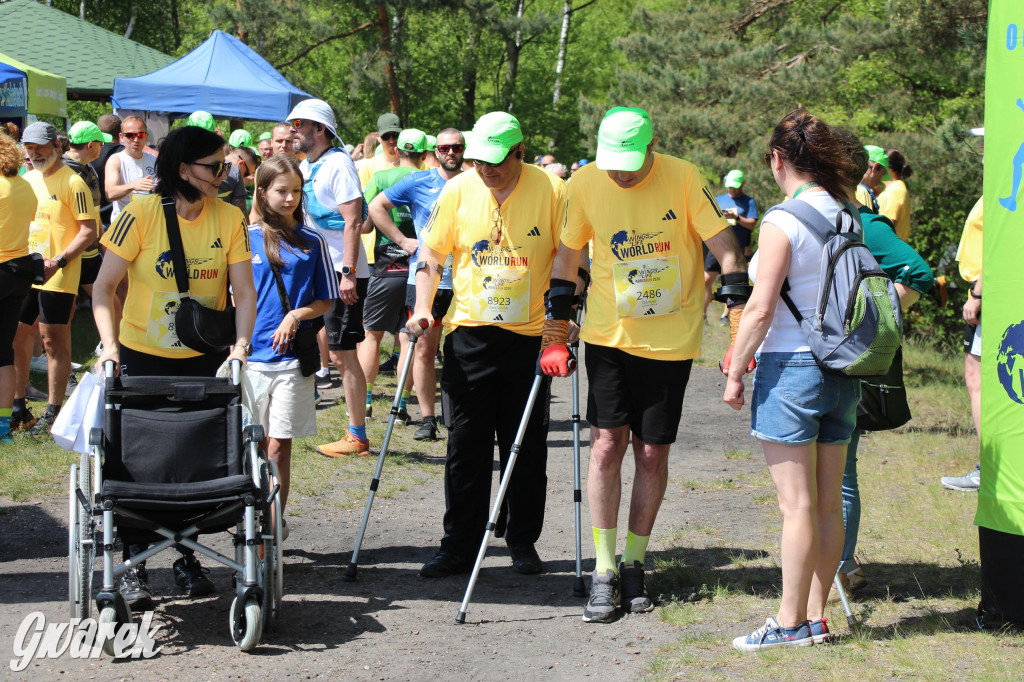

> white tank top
[110,150,157,222]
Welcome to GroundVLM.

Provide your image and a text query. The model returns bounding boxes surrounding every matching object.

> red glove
[540,344,574,377]
[720,344,756,375]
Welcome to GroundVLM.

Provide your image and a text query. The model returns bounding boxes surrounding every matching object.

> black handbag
[162,198,237,353]
[269,260,324,377]
[856,346,911,431]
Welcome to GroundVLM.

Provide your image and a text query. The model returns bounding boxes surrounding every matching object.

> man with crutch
[542,107,748,623]
[406,111,584,578]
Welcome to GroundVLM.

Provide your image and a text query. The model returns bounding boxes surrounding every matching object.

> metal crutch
[833,572,856,627]
[343,323,425,582]
[455,363,562,624]
[570,295,588,598]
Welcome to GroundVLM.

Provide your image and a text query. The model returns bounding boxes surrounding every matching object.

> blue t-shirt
[715,192,759,250]
[248,224,340,368]
[383,168,454,290]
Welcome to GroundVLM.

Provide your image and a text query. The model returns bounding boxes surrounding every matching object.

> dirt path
[0,358,766,680]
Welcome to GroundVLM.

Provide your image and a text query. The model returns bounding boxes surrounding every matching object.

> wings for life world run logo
[609,230,671,261]
[625,262,670,286]
[154,251,217,280]
[997,320,1024,404]
[470,240,527,268]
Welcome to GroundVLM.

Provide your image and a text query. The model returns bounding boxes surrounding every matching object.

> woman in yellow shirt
[877,149,913,242]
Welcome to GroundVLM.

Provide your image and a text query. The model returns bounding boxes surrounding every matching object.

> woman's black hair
[885,148,913,181]
[156,126,228,202]
[767,108,863,201]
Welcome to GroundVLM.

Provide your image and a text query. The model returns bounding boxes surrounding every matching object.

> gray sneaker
[582,569,619,623]
[941,463,980,491]
[619,560,654,613]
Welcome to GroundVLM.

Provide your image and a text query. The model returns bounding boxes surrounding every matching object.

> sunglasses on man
[436,144,464,154]
[122,131,148,140]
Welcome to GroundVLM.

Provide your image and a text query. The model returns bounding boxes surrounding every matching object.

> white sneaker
[29,354,47,372]
[94,342,103,357]
[941,463,980,491]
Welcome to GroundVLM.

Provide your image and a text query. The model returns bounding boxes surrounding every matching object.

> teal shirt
[859,206,934,294]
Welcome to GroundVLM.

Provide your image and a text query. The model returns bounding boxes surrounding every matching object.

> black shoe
[508,543,543,575]
[413,417,438,441]
[118,566,153,610]
[315,373,333,390]
[378,355,398,375]
[28,409,57,437]
[10,408,36,432]
[619,561,654,613]
[420,550,470,578]
[396,409,411,426]
[173,555,215,597]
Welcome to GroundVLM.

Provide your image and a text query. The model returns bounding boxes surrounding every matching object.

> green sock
[365,383,374,407]
[593,527,617,574]
[621,531,650,566]
[398,389,411,411]
[0,408,11,418]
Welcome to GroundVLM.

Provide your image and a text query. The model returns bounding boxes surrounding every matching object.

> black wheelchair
[68,360,283,653]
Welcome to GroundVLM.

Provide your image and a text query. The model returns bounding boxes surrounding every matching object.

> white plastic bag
[50,370,104,453]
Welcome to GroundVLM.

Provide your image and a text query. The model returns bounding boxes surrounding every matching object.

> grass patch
[724,448,752,460]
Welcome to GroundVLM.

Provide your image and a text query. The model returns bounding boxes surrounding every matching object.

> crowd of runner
[0,101,984,650]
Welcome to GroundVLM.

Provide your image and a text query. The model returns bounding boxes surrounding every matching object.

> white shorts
[248,366,317,440]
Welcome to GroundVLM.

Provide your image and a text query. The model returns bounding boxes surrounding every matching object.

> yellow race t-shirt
[101,195,251,359]
[956,195,983,283]
[422,165,566,336]
[24,165,95,293]
[562,155,729,360]
[0,175,36,263]
[878,179,910,242]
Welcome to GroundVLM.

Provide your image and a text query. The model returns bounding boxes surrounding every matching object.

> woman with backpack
[722,109,865,651]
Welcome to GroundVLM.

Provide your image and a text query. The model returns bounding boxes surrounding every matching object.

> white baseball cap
[286,98,339,139]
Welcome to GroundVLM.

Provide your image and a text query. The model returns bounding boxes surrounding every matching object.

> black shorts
[405,284,454,328]
[119,344,227,377]
[363,276,408,334]
[584,342,692,445]
[19,289,76,326]
[324,276,368,351]
[79,252,102,286]
[703,244,722,273]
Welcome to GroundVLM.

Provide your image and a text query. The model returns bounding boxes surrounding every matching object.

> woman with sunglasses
[90,124,257,608]
[723,109,864,651]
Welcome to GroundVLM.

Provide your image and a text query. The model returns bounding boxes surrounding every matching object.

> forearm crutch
[344,324,424,582]
[571,295,588,597]
[455,367,554,623]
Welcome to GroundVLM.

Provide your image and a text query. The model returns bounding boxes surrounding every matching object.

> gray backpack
[776,199,903,377]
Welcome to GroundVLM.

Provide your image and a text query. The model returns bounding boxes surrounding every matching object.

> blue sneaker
[314,389,323,407]
[808,617,832,644]
[732,616,814,652]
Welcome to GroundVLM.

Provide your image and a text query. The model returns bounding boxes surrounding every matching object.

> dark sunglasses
[436,144,465,154]
[289,119,307,129]
[122,131,148,140]
[473,145,518,169]
[380,132,398,142]
[191,160,230,177]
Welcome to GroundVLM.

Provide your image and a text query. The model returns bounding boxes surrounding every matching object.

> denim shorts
[751,351,860,446]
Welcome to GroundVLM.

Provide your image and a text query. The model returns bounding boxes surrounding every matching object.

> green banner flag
[0,52,65,118]
[976,2,1024,535]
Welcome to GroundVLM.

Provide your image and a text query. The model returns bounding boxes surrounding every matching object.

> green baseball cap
[258,131,272,142]
[397,129,428,153]
[425,134,437,151]
[864,145,891,180]
[187,111,216,131]
[465,112,523,164]
[724,169,745,189]
[377,113,402,135]
[229,129,253,148]
[596,107,653,172]
[68,121,112,144]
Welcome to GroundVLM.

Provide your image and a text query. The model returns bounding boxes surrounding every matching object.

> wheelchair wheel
[77,453,95,618]
[98,606,129,657]
[68,461,94,619]
[230,597,263,651]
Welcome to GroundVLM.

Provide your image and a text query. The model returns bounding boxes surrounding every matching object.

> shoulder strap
[267,257,292,313]
[162,197,190,296]
[774,198,836,245]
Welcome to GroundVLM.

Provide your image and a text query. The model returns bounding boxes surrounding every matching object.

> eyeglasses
[436,144,464,155]
[380,132,398,142]
[122,131,148,140]
[474,147,517,170]
[763,149,782,167]
[289,119,307,129]
[191,160,230,177]
[490,207,504,245]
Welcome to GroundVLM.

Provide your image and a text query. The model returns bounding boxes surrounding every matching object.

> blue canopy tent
[111,29,311,122]
[0,61,28,118]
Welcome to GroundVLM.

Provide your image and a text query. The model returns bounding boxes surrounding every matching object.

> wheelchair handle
[103,360,116,378]
[230,359,242,386]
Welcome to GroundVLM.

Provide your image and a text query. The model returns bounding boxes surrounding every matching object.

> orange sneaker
[315,432,371,457]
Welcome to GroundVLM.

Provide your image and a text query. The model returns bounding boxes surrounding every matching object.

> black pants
[439,326,551,556]
[0,268,31,367]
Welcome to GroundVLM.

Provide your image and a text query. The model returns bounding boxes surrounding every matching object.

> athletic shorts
[248,366,317,440]
[406,284,454,328]
[118,344,227,378]
[363,276,408,334]
[584,342,692,445]
[324,276,368,351]
[20,290,76,326]
[703,243,722,273]
[964,319,981,357]
[750,351,860,446]
[79,252,102,286]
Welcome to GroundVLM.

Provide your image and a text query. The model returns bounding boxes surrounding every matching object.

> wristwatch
[234,342,253,356]
[969,289,982,300]
[340,265,354,276]
[55,255,68,269]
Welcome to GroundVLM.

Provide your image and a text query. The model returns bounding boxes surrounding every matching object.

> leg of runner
[41,322,72,408]
[584,425,630,623]
[358,329,385,415]
[806,441,847,622]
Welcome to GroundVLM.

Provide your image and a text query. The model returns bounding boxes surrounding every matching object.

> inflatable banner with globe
[975,2,1024,537]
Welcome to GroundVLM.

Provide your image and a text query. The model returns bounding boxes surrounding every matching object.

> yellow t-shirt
[421,165,566,336]
[956,195,983,283]
[0,175,36,263]
[25,165,95,294]
[878,179,910,241]
[100,195,251,359]
[562,155,728,360]
[855,184,878,212]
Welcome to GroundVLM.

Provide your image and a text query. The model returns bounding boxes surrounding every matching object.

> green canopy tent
[0,53,66,118]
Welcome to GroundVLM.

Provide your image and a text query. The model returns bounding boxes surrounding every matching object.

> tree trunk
[170,0,181,51]
[460,17,481,129]
[124,2,137,39]
[236,0,248,43]
[79,0,85,21]
[552,0,572,106]
[502,0,525,112]
[377,3,401,115]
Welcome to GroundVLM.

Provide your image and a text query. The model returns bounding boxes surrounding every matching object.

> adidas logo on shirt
[252,253,263,265]
[644,308,657,316]
[494,314,504,321]
[211,238,223,248]
[527,226,541,237]
[662,209,677,221]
